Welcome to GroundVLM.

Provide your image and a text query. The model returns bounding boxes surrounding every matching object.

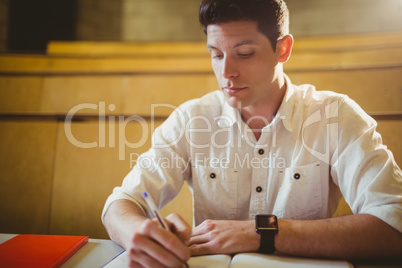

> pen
[142,191,189,268]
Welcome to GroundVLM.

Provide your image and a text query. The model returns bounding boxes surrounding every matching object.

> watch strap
[259,230,275,254]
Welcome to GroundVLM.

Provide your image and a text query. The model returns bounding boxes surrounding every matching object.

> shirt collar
[217,98,241,128]
[277,74,296,132]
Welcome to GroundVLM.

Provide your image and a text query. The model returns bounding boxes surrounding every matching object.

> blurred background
[0,0,401,239]
[1,0,402,52]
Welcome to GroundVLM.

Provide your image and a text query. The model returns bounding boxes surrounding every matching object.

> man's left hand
[188,219,260,255]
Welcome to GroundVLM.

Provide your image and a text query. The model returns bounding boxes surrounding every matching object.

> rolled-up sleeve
[331,97,402,232]
[101,103,192,224]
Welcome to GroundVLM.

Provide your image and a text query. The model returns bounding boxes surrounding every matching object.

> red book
[0,234,89,268]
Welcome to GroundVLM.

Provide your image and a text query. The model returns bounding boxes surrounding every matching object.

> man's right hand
[127,214,191,268]
[103,200,191,268]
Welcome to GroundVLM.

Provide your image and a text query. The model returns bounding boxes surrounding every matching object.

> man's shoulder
[291,83,376,129]
[291,83,364,115]
[292,83,347,104]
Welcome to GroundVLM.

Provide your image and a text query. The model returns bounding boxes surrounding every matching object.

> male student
[102,0,402,267]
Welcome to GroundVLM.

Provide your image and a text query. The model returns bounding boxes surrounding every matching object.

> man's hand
[188,219,260,256]
[127,213,191,268]
[103,200,191,268]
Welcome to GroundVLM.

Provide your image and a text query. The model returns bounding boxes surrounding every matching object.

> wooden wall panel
[47,32,402,56]
[286,0,402,36]
[41,74,218,117]
[50,119,164,238]
[121,0,204,42]
[286,47,402,71]
[0,121,57,234]
[333,198,352,217]
[0,54,213,73]
[287,68,402,113]
[41,76,124,115]
[0,55,49,72]
[122,74,217,116]
[161,182,193,227]
[47,41,208,56]
[376,120,402,166]
[0,76,43,113]
[291,32,402,52]
[1,70,399,117]
[3,46,402,74]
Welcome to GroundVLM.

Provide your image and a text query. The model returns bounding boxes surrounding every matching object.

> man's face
[206,21,282,110]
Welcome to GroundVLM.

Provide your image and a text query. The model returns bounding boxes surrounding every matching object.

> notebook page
[188,254,232,268]
[230,253,353,268]
[102,250,128,267]
[103,250,232,268]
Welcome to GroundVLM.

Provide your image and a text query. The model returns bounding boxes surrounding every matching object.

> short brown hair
[199,0,289,50]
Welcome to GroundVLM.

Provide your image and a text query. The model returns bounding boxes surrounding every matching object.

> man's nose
[222,56,239,79]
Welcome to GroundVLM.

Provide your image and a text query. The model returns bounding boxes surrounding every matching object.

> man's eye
[212,54,223,59]
[238,52,254,58]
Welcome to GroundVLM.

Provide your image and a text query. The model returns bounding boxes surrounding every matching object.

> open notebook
[103,250,353,268]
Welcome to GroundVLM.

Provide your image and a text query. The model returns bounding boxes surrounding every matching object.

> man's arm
[277,214,402,259]
[189,214,402,259]
[104,199,191,267]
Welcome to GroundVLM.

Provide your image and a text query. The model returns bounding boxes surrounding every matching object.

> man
[102,0,402,267]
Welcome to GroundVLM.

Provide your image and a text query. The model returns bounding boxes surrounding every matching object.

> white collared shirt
[102,75,402,232]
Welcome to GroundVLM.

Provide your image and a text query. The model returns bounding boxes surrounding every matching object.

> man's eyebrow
[234,40,256,48]
[206,44,218,50]
[207,40,256,50]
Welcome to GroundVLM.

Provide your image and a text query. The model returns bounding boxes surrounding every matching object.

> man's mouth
[223,86,247,94]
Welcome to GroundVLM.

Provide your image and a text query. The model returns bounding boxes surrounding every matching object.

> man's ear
[276,34,294,63]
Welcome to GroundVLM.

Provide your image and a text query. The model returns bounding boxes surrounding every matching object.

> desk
[1,234,401,268]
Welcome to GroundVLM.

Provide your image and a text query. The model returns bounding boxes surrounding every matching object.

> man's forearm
[276,214,402,259]
[103,199,147,250]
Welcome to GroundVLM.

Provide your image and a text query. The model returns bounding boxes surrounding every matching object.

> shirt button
[256,186,262,192]
[294,173,301,180]
[258,149,264,155]
[210,173,216,179]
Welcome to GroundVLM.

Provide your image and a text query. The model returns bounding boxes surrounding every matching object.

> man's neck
[240,80,287,141]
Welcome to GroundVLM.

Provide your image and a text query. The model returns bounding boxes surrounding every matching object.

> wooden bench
[45,32,402,55]
[1,45,401,115]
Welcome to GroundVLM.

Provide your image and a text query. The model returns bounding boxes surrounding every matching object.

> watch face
[256,215,278,230]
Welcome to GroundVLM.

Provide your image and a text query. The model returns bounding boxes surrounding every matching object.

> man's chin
[224,96,244,109]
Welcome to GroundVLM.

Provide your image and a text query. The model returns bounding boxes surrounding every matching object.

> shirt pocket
[192,166,238,223]
[273,162,323,219]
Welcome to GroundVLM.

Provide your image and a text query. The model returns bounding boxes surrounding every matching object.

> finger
[191,219,216,237]
[151,229,191,264]
[166,213,192,245]
[131,232,185,268]
[138,219,190,264]
[188,240,214,256]
[128,250,164,268]
[129,257,165,268]
[188,233,210,246]
[128,260,143,268]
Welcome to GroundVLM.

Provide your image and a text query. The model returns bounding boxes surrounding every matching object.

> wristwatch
[255,214,278,254]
